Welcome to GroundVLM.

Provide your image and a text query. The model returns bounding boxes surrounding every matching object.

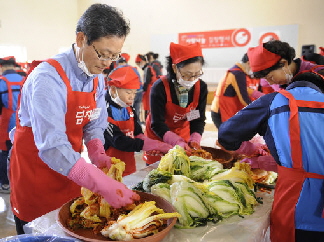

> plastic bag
[22,210,78,241]
[0,235,77,242]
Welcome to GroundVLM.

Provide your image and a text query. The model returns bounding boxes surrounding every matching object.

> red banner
[178,28,251,48]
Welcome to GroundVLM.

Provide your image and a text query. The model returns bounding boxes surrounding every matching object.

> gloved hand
[86,138,111,169]
[271,84,281,92]
[236,141,259,156]
[146,150,163,156]
[250,90,265,99]
[188,132,202,150]
[260,78,270,87]
[240,155,278,172]
[163,131,190,150]
[68,158,140,208]
[236,141,269,157]
[136,134,172,153]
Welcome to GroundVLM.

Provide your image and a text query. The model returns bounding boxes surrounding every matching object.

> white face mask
[282,67,293,82]
[248,70,254,78]
[110,88,129,107]
[178,77,199,89]
[76,43,94,77]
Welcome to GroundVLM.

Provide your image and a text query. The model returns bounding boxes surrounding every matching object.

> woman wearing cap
[104,66,172,175]
[144,42,207,165]
[223,40,324,165]
[247,40,324,88]
[218,69,324,242]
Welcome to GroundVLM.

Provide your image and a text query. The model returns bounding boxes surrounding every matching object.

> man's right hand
[68,158,140,208]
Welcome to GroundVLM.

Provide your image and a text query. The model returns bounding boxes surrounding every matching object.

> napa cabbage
[170,181,220,228]
[158,145,191,177]
[189,156,223,181]
[142,169,172,192]
[150,183,171,203]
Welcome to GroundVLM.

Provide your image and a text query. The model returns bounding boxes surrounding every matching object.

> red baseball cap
[170,42,203,64]
[319,47,324,56]
[247,45,282,72]
[108,66,140,89]
[120,53,130,63]
[135,54,145,63]
[0,56,16,66]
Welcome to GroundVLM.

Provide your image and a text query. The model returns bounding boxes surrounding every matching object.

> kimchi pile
[67,157,180,240]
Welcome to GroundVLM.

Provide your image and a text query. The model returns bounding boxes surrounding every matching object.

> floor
[0,108,218,239]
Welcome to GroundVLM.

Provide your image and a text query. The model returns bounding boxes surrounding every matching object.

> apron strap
[46,59,99,96]
[278,90,303,169]
[161,76,172,103]
[46,59,73,92]
[305,171,324,179]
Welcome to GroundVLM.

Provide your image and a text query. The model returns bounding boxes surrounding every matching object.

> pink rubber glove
[163,131,190,150]
[240,155,278,172]
[250,90,265,99]
[240,157,259,168]
[236,141,268,156]
[260,79,281,92]
[136,134,172,153]
[86,138,111,169]
[68,158,140,208]
[188,132,202,150]
[260,78,270,87]
[271,84,281,92]
[236,141,259,156]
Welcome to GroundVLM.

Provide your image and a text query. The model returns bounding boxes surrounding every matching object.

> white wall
[88,0,324,68]
[1,0,323,67]
[0,0,78,61]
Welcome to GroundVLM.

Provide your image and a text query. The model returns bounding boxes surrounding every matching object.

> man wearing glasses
[9,4,139,234]
[144,42,208,165]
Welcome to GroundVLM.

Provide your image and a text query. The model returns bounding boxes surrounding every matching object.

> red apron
[142,65,157,111]
[144,76,200,164]
[0,76,23,150]
[105,106,136,176]
[10,59,99,222]
[218,68,260,122]
[270,90,324,242]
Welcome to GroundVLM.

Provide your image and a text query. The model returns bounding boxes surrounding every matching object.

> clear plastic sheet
[0,234,78,242]
[22,210,80,241]
[21,162,273,242]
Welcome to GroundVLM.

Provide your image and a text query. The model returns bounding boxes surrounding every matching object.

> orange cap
[247,45,281,72]
[170,42,203,64]
[120,53,130,63]
[319,47,324,56]
[108,66,140,89]
[0,56,16,65]
[135,54,145,63]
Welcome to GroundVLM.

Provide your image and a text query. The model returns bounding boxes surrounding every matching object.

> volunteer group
[0,3,323,242]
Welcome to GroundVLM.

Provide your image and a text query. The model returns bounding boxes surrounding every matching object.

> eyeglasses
[177,68,204,81]
[92,45,121,61]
